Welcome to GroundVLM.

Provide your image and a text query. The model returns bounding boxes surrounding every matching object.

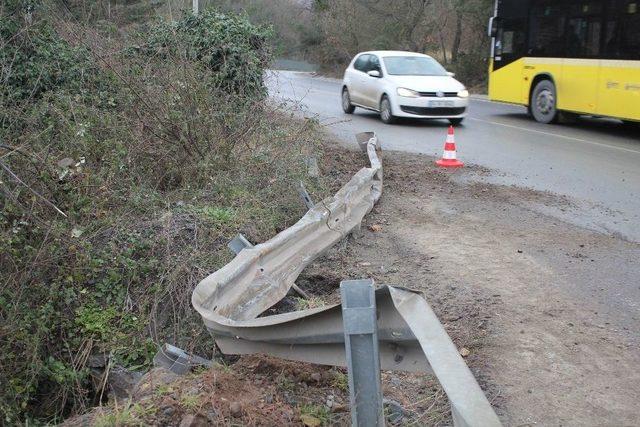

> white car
[341,51,469,125]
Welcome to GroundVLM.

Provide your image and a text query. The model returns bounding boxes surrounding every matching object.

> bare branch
[0,160,67,217]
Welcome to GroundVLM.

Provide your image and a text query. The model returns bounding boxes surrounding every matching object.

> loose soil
[304,144,640,426]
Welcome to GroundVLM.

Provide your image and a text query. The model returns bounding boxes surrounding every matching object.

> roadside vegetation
[0,1,332,423]
[208,0,494,87]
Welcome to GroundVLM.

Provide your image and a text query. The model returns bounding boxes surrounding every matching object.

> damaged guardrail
[192,133,501,426]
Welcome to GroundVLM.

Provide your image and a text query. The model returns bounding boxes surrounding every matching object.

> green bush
[0,1,107,106]
[142,10,273,98]
[0,4,328,424]
[450,51,489,88]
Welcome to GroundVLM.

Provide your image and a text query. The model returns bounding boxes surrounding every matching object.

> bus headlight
[397,87,420,98]
[457,89,469,98]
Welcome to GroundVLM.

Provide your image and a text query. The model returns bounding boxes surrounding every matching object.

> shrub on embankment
[0,2,327,423]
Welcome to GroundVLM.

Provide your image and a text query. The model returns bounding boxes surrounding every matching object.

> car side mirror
[367,70,381,78]
[447,71,456,77]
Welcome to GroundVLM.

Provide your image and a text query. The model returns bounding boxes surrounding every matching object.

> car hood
[385,75,465,92]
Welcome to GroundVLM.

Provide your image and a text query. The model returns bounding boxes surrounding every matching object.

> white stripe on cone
[443,150,457,160]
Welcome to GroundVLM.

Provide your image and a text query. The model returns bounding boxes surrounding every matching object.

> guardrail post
[340,279,385,427]
[227,233,253,255]
[298,181,315,210]
[153,343,212,375]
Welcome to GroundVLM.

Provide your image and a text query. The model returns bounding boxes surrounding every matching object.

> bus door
[560,1,603,114]
[598,0,640,121]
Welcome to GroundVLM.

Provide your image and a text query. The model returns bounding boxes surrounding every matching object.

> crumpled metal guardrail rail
[191,133,501,426]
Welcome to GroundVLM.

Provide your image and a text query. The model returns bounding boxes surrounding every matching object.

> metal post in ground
[192,0,199,15]
[340,279,385,427]
[298,181,315,210]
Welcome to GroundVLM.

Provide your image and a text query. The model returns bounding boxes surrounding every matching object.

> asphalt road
[267,70,640,243]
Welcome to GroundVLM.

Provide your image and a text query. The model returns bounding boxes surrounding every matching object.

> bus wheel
[531,80,558,124]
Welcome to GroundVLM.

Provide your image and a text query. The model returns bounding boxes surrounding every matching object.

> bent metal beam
[191,133,501,426]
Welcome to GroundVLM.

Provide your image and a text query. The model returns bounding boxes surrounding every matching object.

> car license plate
[428,100,454,107]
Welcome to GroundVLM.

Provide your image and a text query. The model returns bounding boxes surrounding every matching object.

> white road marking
[468,117,640,155]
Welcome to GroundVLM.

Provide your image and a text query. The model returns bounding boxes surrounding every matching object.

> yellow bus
[487,0,640,125]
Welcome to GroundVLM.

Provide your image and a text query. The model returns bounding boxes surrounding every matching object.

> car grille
[418,92,459,97]
[400,106,466,116]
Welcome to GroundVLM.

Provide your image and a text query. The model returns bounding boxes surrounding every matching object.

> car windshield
[383,56,448,76]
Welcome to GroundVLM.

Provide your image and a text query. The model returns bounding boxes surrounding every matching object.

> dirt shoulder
[278,141,640,425]
[319,146,640,425]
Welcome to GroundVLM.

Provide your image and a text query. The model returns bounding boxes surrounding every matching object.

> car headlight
[397,87,420,98]
[457,89,469,98]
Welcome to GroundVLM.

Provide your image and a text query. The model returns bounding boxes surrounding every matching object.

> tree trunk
[439,30,448,64]
[451,11,463,63]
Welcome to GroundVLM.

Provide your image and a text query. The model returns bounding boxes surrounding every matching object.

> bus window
[499,21,526,55]
[604,0,640,59]
[620,1,640,59]
[492,17,526,70]
[528,3,568,57]
[565,2,603,58]
[566,18,601,57]
[604,19,619,57]
[503,30,514,54]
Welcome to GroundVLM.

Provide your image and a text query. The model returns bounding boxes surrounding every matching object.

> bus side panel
[559,59,600,114]
[597,60,640,121]
[488,58,526,105]
[522,58,563,107]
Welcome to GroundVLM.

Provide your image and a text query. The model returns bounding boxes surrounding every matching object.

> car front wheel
[380,95,396,124]
[342,88,355,114]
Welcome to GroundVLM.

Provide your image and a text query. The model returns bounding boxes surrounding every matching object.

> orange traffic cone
[436,126,464,168]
